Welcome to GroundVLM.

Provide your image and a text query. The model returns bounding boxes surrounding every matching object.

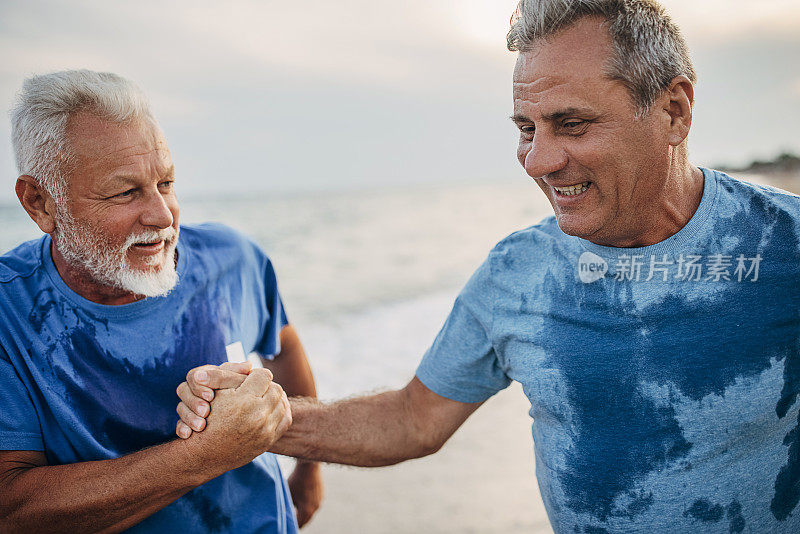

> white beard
[53,210,179,298]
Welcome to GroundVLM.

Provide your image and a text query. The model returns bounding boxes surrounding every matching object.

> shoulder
[179,222,255,249]
[712,169,800,215]
[177,223,278,288]
[459,216,568,298]
[0,237,46,284]
[492,216,562,252]
[179,222,269,263]
[488,216,567,269]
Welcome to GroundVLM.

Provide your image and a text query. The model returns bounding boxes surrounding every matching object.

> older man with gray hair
[0,70,323,532]
[178,0,800,532]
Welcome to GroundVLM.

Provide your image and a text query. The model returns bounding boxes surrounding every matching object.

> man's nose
[139,189,174,229]
[522,132,568,179]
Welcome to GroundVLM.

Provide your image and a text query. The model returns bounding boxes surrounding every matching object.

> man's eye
[562,120,590,133]
[159,180,174,189]
[519,126,535,137]
[117,189,135,198]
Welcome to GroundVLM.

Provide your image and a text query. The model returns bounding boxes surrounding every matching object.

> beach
[2,171,797,532]
[285,289,553,533]
[299,384,551,534]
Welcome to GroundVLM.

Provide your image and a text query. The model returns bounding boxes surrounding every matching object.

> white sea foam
[1,180,551,388]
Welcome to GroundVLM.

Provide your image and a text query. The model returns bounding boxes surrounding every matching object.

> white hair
[10,69,154,205]
[507,0,696,117]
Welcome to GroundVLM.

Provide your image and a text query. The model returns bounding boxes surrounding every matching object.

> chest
[21,283,264,459]
[495,271,800,429]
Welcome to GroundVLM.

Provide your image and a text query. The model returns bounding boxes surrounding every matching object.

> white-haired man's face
[52,112,181,302]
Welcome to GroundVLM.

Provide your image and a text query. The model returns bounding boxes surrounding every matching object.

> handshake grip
[176,364,292,473]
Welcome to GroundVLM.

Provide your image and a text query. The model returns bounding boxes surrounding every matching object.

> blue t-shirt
[0,223,298,533]
[417,168,800,534]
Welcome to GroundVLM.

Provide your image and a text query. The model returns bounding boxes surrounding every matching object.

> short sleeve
[0,349,44,451]
[416,256,511,403]
[253,257,290,359]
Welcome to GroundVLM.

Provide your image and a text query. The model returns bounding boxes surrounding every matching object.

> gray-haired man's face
[511,16,678,248]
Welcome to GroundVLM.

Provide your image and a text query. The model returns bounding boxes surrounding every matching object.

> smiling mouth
[552,181,591,196]
[131,240,165,252]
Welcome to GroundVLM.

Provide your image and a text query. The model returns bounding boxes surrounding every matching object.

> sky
[0,0,798,202]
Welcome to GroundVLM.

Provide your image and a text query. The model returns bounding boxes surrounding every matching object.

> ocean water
[0,179,553,398]
[1,180,556,533]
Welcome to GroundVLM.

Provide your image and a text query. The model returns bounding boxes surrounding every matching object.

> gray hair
[507,0,696,117]
[10,69,154,205]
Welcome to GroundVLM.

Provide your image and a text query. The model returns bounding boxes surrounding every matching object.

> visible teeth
[553,182,590,196]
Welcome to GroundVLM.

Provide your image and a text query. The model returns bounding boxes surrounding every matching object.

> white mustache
[123,227,178,250]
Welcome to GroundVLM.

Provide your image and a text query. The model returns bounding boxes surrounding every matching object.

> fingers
[186,364,253,399]
[176,382,210,418]
[176,420,192,439]
[264,381,284,405]
[185,365,217,401]
[236,368,274,396]
[177,401,207,432]
[288,461,323,528]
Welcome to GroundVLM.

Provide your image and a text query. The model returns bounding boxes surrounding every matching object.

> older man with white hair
[0,70,322,532]
[178,0,800,532]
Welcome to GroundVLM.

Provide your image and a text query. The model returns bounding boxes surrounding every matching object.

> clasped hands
[174,362,323,528]
[175,361,274,442]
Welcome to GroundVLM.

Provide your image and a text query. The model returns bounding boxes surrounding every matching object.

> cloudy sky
[1,0,798,201]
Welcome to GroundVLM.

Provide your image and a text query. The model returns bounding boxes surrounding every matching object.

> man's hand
[175,362,251,439]
[177,358,323,527]
[183,367,292,474]
[288,461,324,528]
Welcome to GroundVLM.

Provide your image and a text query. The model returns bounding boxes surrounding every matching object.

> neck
[50,240,144,305]
[601,146,704,248]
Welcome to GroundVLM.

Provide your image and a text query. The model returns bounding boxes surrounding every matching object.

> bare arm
[0,442,211,533]
[178,371,482,468]
[272,377,481,467]
[1,368,290,533]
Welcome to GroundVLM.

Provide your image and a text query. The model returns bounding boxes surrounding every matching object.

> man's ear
[663,75,694,147]
[16,175,58,234]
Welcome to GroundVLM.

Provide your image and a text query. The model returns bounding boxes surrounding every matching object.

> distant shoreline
[736,172,800,196]
[719,153,800,194]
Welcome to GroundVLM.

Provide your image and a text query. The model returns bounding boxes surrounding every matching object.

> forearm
[0,439,218,533]
[271,389,440,467]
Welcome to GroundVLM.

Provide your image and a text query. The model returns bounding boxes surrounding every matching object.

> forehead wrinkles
[513,58,582,108]
[513,76,569,103]
[75,126,171,175]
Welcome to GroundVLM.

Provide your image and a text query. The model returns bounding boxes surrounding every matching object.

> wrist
[173,436,225,486]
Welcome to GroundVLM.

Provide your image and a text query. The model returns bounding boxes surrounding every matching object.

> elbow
[370,442,441,467]
[364,429,443,467]
[0,489,26,530]
[397,389,449,463]
[409,432,446,460]
[0,467,39,530]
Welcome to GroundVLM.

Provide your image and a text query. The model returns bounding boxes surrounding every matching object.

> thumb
[220,360,253,374]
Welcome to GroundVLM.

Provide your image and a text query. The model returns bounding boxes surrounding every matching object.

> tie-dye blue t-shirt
[0,222,298,533]
[416,168,800,534]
